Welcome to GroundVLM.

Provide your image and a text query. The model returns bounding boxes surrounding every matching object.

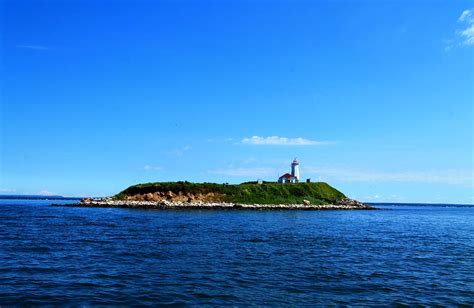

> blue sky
[1,0,473,203]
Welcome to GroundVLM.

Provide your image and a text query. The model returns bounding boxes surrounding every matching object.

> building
[278,173,298,183]
[278,159,300,183]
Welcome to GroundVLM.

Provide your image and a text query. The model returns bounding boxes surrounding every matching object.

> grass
[114,181,346,205]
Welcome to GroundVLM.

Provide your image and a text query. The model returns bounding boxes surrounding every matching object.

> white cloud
[461,24,474,45]
[38,190,57,196]
[447,9,474,49]
[0,188,16,193]
[17,45,51,50]
[305,166,473,186]
[240,136,333,146]
[459,9,472,22]
[210,167,276,177]
[143,165,163,171]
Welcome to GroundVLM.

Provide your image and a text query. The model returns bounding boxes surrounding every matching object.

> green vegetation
[115,181,346,205]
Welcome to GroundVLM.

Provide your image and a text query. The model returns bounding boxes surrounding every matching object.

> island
[57,181,373,210]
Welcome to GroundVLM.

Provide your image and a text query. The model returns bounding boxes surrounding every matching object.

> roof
[279,173,295,179]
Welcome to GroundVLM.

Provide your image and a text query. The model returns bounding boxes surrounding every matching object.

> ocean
[0,199,473,306]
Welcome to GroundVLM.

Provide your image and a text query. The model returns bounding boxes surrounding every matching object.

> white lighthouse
[291,158,300,182]
[277,158,301,183]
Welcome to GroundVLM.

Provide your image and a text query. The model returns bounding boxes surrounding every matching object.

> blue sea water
[0,199,473,306]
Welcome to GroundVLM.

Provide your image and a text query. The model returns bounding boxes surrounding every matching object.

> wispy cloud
[167,145,192,157]
[0,188,16,193]
[446,9,474,50]
[305,166,473,186]
[38,190,57,196]
[17,45,52,50]
[240,136,334,146]
[362,194,404,202]
[143,165,163,171]
[460,25,474,45]
[206,138,234,143]
[459,9,472,22]
[210,167,276,177]
[459,9,474,45]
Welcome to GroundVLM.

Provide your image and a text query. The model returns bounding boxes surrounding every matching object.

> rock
[335,198,369,208]
[62,194,371,211]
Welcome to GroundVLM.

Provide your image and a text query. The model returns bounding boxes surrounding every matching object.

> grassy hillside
[115,181,346,205]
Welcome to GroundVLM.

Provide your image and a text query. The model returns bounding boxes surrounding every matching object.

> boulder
[335,198,368,208]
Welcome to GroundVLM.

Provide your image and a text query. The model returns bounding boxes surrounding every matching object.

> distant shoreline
[369,202,474,207]
[0,195,82,200]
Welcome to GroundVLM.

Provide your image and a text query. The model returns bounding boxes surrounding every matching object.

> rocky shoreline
[53,197,374,210]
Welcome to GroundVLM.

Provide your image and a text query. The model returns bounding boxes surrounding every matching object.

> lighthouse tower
[291,158,300,182]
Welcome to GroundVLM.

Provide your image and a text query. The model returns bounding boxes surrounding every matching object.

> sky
[1,0,473,203]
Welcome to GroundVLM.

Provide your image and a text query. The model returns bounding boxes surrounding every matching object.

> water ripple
[0,200,473,305]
